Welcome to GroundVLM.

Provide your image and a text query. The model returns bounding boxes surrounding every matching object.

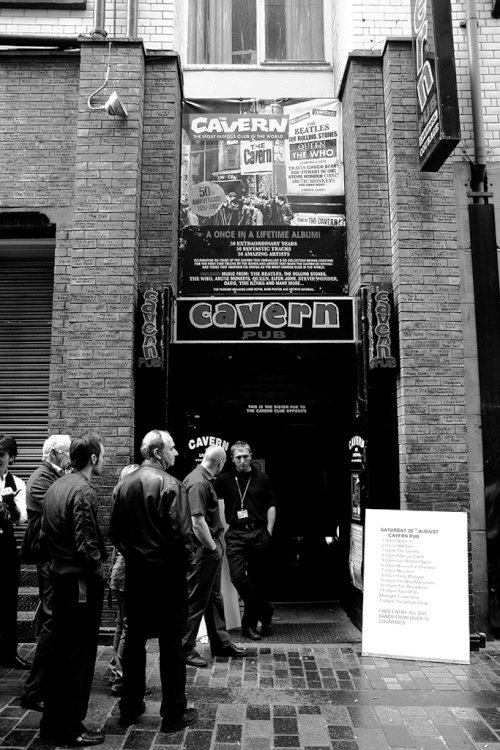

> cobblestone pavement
[2,640,500,750]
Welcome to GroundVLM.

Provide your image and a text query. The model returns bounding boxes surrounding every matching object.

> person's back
[42,471,104,577]
[109,429,197,735]
[111,462,190,564]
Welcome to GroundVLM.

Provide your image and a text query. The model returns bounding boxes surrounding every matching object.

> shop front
[171,95,360,605]
[169,341,357,603]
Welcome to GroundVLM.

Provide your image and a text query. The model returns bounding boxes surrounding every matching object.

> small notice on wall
[246,404,307,415]
[362,509,469,663]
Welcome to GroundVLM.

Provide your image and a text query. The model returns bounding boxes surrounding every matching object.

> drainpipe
[92,0,107,37]
[127,0,138,38]
[465,0,487,196]
[464,0,500,636]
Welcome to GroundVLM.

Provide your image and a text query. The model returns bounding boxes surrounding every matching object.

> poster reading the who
[180,98,346,298]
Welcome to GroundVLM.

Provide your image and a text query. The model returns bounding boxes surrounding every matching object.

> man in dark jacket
[20,434,72,711]
[109,429,197,734]
[38,432,107,747]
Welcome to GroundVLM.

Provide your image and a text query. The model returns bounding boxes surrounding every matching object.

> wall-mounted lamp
[104,91,128,117]
[87,42,128,118]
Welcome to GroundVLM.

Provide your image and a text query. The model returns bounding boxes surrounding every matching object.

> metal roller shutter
[0,241,54,481]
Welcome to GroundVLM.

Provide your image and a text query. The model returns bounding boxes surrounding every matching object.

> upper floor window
[187,0,325,65]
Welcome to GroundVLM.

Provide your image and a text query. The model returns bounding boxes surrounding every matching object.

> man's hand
[1,487,20,498]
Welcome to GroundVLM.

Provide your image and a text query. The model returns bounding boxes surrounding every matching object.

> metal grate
[0,251,54,480]
[234,622,361,644]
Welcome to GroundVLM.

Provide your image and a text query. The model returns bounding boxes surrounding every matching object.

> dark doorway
[169,343,356,602]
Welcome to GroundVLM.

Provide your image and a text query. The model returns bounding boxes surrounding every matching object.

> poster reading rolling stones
[180,98,346,298]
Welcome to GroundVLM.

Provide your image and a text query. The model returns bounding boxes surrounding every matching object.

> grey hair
[42,434,71,460]
[140,430,173,459]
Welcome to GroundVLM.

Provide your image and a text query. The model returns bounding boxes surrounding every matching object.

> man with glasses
[20,434,72,711]
[214,441,276,641]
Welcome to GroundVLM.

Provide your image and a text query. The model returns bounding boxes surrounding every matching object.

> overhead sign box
[174,296,356,344]
[411,0,461,171]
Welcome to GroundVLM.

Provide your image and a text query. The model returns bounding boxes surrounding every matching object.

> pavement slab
[2,641,500,749]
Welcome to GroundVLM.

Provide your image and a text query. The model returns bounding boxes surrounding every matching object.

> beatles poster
[180,98,346,298]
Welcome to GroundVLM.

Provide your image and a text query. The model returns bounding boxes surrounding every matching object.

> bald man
[182,446,246,667]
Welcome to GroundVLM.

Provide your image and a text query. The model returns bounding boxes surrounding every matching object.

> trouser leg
[23,562,54,701]
[204,539,231,650]
[248,529,274,621]
[41,575,104,740]
[120,576,147,716]
[225,530,261,628]
[183,540,228,653]
[158,598,187,721]
[0,552,19,662]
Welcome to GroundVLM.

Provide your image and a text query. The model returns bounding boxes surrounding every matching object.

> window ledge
[184,63,333,72]
[0,0,85,8]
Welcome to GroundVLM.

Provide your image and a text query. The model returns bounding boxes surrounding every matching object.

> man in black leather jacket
[39,432,107,747]
[109,429,197,735]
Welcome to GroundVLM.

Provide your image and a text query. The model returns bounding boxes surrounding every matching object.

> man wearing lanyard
[214,441,276,641]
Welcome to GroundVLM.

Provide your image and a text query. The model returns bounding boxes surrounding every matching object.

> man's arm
[191,514,217,551]
[73,487,105,575]
[166,479,193,547]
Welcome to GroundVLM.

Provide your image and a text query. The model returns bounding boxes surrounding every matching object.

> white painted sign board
[362,509,469,663]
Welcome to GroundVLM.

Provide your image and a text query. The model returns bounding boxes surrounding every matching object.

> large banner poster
[180,98,346,298]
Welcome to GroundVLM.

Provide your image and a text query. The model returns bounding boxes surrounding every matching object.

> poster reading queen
[284,99,343,197]
[180,98,346,298]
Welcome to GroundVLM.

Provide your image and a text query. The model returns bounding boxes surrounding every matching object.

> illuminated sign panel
[411,0,460,171]
[174,296,355,344]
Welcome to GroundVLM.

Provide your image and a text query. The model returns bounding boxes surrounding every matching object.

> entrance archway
[169,343,357,602]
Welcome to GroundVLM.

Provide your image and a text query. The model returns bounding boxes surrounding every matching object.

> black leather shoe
[39,730,105,747]
[242,626,261,641]
[20,695,43,712]
[211,643,246,658]
[1,654,32,670]
[119,701,146,727]
[161,707,198,733]
[184,650,208,668]
[62,730,105,747]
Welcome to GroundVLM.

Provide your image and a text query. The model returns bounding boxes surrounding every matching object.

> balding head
[201,445,226,476]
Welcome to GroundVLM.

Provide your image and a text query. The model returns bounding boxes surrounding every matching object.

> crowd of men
[181,192,294,228]
[0,430,277,747]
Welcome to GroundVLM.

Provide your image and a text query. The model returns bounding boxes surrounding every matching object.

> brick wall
[341,42,471,511]
[0,41,182,511]
[51,40,146,515]
[0,0,178,49]
[0,54,78,209]
[381,42,470,511]
[341,55,392,293]
[139,53,181,291]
